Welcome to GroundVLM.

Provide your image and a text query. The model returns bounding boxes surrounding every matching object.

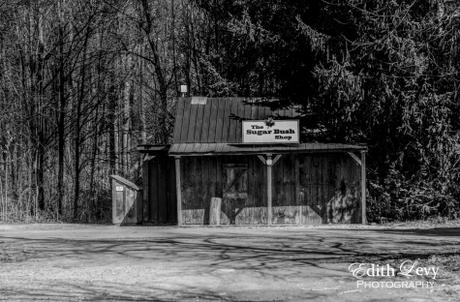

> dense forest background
[0,0,459,223]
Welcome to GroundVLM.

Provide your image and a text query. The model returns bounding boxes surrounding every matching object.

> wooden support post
[175,157,182,226]
[209,197,222,226]
[360,151,367,224]
[295,157,301,225]
[267,154,273,225]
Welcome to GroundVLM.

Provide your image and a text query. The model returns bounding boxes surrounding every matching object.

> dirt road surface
[0,224,459,301]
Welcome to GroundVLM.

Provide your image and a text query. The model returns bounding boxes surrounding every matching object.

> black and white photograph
[0,0,459,301]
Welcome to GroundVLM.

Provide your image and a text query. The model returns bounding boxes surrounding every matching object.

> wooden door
[221,164,248,225]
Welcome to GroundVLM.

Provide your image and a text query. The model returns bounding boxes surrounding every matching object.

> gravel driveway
[0,224,459,301]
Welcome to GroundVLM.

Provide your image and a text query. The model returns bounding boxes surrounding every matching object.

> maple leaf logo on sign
[242,120,299,144]
[265,117,275,127]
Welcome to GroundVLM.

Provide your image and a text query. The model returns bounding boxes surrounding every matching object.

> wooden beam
[272,154,282,166]
[347,152,361,166]
[175,157,182,226]
[257,155,266,165]
[360,151,367,224]
[267,154,273,225]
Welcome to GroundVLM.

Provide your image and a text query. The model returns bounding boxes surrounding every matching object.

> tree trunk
[73,27,90,220]
[57,20,66,216]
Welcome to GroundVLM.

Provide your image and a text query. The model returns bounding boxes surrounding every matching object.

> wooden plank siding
[141,155,177,225]
[139,98,366,226]
[179,153,361,225]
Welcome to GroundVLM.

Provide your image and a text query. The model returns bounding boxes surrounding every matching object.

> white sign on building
[242,120,299,144]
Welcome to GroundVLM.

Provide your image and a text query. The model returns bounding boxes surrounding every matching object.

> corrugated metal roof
[110,175,140,190]
[172,97,300,143]
[167,97,366,155]
[169,143,367,156]
[137,144,169,153]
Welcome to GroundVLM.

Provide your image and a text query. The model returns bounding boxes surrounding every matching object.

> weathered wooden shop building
[137,97,367,226]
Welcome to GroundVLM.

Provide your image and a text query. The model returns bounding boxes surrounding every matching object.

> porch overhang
[168,142,367,156]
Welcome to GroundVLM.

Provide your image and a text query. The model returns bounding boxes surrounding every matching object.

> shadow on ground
[0,226,459,301]
[2,229,459,265]
[369,227,460,237]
